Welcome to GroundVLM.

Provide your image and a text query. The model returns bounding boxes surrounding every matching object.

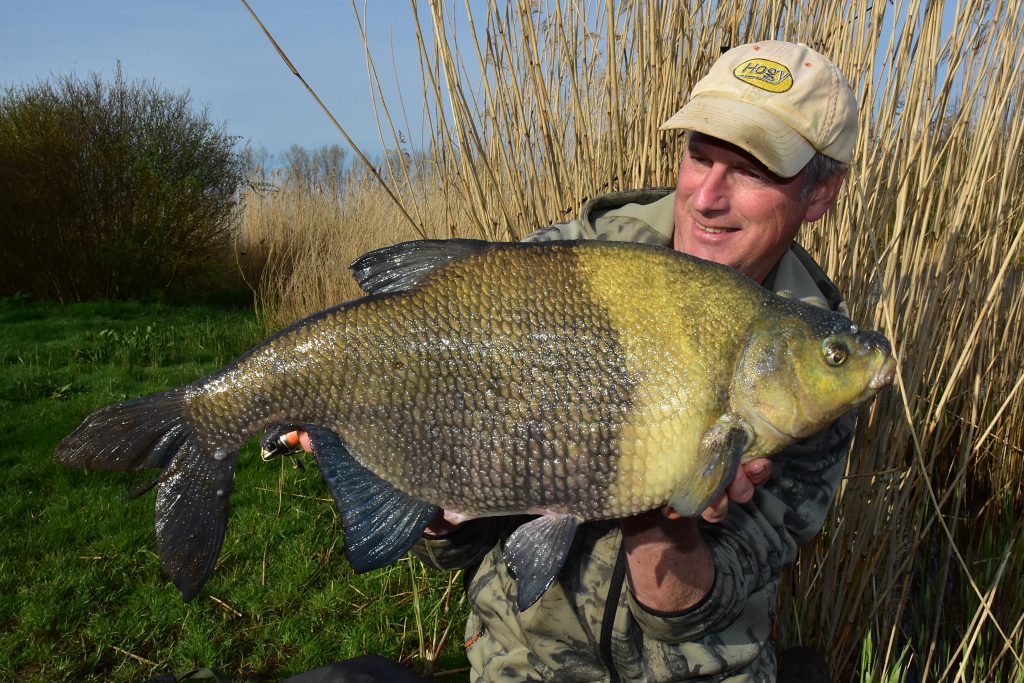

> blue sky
[1,1,456,157]
[3,2,965,159]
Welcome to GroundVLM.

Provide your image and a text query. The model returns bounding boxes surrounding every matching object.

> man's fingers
[274,430,314,454]
[726,467,755,504]
[701,459,773,523]
[662,505,683,521]
[701,469,751,523]
[745,458,772,486]
[701,494,729,523]
[423,510,465,537]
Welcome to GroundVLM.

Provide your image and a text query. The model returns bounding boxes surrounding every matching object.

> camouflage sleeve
[627,410,856,641]
[521,219,596,242]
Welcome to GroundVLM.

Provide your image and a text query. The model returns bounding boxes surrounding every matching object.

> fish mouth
[854,355,897,405]
[869,356,897,390]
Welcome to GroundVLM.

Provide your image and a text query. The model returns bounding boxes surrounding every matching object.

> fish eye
[822,338,849,366]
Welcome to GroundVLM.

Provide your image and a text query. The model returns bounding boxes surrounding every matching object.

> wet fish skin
[54,239,895,609]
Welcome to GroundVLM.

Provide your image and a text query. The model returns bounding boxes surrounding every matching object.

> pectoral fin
[503,513,580,612]
[669,415,751,517]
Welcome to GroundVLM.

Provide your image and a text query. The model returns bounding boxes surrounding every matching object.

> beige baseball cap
[660,41,858,178]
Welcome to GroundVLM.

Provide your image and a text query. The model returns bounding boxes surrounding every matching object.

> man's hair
[800,152,848,199]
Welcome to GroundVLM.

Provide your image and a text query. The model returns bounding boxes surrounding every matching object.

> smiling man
[282,40,858,683]
[673,132,846,285]
[411,41,862,682]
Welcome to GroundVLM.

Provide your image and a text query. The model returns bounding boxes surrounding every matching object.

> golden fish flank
[576,246,753,514]
[54,238,895,612]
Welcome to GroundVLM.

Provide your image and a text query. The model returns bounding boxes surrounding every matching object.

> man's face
[672,133,838,283]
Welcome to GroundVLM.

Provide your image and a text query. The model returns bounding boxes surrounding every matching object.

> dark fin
[54,387,191,471]
[155,442,237,601]
[349,239,494,295]
[305,426,439,572]
[54,385,237,601]
[503,513,581,612]
[669,415,749,517]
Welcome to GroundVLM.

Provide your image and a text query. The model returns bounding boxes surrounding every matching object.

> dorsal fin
[349,239,495,295]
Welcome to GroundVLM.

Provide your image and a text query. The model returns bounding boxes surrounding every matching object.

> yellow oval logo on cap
[733,59,793,93]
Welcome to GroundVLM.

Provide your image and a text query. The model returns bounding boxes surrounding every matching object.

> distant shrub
[0,67,247,301]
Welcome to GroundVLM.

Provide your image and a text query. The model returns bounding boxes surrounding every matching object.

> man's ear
[803,170,847,223]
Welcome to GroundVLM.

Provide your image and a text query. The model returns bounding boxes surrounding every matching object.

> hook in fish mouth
[259,429,306,470]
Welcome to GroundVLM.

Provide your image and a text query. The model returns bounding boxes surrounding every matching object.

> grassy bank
[0,297,469,681]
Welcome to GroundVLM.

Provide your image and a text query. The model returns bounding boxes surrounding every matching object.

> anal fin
[305,426,439,573]
[503,513,580,612]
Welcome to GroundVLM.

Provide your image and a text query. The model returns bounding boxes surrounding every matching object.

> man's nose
[691,166,729,213]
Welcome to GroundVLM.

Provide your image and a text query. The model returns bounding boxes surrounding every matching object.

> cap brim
[660,95,815,178]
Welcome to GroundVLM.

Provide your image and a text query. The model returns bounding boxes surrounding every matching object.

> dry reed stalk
[236,171,448,327]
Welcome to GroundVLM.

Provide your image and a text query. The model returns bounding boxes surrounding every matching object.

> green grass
[0,297,470,682]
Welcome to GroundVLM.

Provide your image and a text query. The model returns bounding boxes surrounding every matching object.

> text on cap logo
[733,59,793,93]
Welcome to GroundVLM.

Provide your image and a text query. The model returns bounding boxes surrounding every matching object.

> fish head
[732,301,896,447]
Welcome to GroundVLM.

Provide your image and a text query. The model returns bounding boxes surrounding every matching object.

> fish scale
[54,238,895,610]
[298,245,632,518]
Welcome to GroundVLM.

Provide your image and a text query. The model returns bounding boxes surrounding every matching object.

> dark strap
[280,655,427,682]
[599,543,628,682]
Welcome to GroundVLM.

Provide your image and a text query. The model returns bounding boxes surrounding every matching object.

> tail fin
[54,387,236,601]
[55,388,193,471]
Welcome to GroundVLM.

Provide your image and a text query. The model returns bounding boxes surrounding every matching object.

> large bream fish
[55,239,895,610]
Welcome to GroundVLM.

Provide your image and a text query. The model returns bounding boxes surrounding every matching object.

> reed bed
[238,166,447,325]
[240,0,1023,679]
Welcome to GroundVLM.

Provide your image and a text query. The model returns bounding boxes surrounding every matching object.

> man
[412,41,859,682]
[288,40,858,682]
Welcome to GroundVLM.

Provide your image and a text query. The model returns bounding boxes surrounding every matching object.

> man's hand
[620,458,773,612]
[696,457,772,523]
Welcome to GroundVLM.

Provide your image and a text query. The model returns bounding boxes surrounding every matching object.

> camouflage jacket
[413,188,856,682]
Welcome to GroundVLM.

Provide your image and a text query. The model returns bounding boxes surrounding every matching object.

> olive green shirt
[413,188,855,682]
